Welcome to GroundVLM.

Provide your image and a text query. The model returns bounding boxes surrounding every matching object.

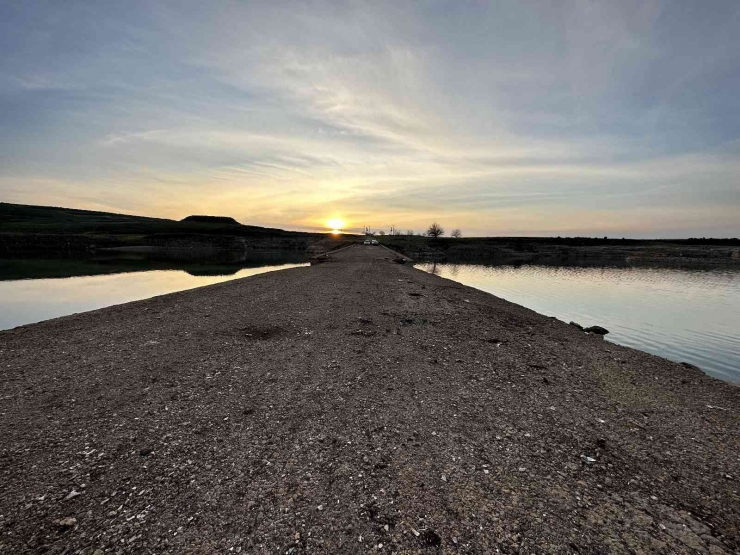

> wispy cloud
[1,1,738,236]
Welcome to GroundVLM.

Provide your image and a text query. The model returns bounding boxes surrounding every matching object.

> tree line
[364,223,461,238]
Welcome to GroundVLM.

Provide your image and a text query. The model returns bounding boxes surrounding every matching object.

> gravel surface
[1,245,739,554]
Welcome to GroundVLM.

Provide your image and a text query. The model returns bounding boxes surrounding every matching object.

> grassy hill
[0,202,352,255]
[0,202,301,236]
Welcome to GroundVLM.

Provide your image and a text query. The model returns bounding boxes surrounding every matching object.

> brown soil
[1,245,739,554]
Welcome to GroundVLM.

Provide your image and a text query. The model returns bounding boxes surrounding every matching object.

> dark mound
[181,215,241,225]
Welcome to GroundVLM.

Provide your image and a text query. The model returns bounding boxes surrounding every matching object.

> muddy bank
[1,245,739,553]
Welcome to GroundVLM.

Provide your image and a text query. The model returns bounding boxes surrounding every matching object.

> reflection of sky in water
[0,264,306,332]
[417,263,740,384]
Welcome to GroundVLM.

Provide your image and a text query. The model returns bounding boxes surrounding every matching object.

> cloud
[0,0,739,236]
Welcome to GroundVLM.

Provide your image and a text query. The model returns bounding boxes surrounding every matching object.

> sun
[326,218,345,233]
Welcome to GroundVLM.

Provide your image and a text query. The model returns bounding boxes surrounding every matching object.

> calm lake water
[0,254,307,332]
[417,262,740,383]
[2,256,739,384]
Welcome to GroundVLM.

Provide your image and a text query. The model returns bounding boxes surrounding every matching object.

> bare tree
[406,229,414,236]
[451,228,462,238]
[377,230,386,236]
[427,222,444,238]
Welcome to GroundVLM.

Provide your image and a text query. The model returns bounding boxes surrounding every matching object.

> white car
[371,239,379,245]
[363,239,371,245]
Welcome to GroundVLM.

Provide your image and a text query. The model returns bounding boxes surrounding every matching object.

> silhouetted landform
[2,202,739,264]
[181,215,240,225]
[0,202,298,237]
[1,245,738,552]
[0,202,353,255]
[378,234,740,266]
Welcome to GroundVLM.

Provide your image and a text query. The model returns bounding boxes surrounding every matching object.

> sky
[1,1,739,237]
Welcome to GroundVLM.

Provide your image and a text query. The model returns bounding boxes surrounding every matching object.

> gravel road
[1,244,739,554]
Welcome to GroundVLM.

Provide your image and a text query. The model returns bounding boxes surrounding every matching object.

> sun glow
[326,218,345,234]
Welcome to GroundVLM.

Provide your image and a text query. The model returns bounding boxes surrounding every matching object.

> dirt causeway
[1,245,739,554]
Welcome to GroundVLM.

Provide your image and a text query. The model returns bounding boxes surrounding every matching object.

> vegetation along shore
[1,245,738,553]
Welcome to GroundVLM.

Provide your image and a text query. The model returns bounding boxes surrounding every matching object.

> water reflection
[0,252,308,331]
[416,261,740,383]
[0,250,308,281]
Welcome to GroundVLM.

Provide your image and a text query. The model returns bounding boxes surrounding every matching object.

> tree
[406,229,414,236]
[451,228,462,238]
[427,222,444,238]
[377,230,386,236]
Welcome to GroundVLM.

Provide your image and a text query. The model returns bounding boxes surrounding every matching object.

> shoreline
[1,245,739,553]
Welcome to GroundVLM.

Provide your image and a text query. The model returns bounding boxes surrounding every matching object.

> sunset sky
[1,1,739,237]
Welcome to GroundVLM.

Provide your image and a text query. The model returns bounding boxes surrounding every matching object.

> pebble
[56,517,77,528]
[65,490,81,501]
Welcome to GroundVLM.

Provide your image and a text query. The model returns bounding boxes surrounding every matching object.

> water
[416,262,740,383]
[0,253,308,331]
[2,255,739,384]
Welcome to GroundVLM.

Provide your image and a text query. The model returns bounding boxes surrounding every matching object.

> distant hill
[0,202,296,237]
[181,215,240,225]
[0,202,167,230]
[0,202,344,255]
